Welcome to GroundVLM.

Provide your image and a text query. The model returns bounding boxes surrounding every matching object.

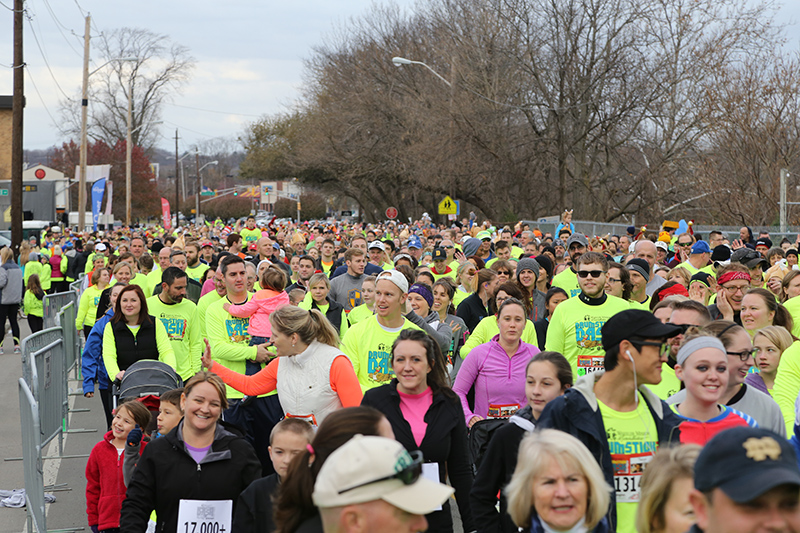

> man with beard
[146,266,202,381]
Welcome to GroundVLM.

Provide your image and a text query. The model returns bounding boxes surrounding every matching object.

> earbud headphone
[626,350,632,361]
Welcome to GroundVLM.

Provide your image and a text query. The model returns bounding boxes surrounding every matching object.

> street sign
[201,191,215,196]
[386,207,398,219]
[341,210,353,216]
[438,196,459,215]
[0,189,8,196]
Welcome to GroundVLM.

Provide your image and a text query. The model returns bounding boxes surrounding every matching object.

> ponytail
[270,305,340,348]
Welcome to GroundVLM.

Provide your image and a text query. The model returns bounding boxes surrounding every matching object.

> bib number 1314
[178,499,232,533]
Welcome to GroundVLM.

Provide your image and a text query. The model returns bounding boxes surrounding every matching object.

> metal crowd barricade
[43,290,78,330]
[29,337,67,452]
[69,274,84,297]
[58,302,81,375]
[18,378,46,533]
[20,327,63,391]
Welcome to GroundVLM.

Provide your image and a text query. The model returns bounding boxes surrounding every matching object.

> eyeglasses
[577,270,605,278]
[634,341,670,357]
[337,450,424,494]
[727,348,758,361]
[442,246,454,249]
[497,270,511,275]
[607,277,621,284]
[722,284,749,294]
[678,242,693,247]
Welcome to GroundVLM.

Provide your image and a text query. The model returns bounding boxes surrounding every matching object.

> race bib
[285,413,318,427]
[487,403,519,419]
[422,463,442,511]
[577,355,605,377]
[611,452,653,503]
[177,499,232,533]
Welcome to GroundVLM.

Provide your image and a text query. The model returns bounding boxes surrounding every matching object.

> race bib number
[487,403,519,419]
[422,463,442,511]
[178,499,232,533]
[611,452,652,503]
[285,413,318,427]
[577,355,604,377]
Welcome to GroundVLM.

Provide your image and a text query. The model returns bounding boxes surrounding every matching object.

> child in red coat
[85,400,151,533]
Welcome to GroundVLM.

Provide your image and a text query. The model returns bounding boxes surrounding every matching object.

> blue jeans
[246,336,270,375]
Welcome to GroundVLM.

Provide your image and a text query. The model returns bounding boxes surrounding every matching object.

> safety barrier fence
[14,283,90,532]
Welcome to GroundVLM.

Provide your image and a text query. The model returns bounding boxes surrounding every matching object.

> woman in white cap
[506,429,611,533]
[670,331,756,445]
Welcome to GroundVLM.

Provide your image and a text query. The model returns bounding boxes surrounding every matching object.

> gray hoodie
[0,259,23,305]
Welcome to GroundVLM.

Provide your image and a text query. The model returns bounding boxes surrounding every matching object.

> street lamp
[78,56,137,231]
[392,56,452,87]
[195,160,218,224]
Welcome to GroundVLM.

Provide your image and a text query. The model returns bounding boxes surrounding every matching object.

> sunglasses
[337,450,424,494]
[635,340,670,357]
[577,270,604,278]
[497,270,511,275]
[727,348,758,361]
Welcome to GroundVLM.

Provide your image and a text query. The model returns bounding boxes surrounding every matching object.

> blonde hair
[0,247,13,263]
[636,445,701,533]
[270,305,339,348]
[754,325,794,354]
[506,430,611,529]
[308,272,330,290]
[667,266,691,287]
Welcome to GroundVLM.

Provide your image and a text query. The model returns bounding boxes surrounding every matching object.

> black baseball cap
[731,248,769,270]
[601,310,682,351]
[695,427,800,503]
[710,245,731,263]
[432,248,447,261]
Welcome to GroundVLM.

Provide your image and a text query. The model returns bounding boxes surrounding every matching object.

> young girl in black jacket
[361,329,474,532]
[469,351,573,533]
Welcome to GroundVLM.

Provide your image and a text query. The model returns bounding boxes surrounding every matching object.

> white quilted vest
[276,340,344,426]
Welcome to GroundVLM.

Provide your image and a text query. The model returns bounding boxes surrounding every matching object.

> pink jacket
[452,335,539,424]
[227,289,291,338]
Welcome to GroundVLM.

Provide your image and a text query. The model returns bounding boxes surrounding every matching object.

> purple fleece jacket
[452,335,540,424]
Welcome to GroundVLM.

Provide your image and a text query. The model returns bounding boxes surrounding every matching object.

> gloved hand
[127,424,143,447]
[90,525,99,533]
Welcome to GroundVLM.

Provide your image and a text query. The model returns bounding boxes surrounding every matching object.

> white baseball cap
[376,269,409,293]
[368,241,385,252]
[313,435,453,514]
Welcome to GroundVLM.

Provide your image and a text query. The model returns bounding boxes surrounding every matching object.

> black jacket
[536,371,683,531]
[111,316,158,371]
[456,292,490,333]
[361,380,475,533]
[309,296,344,334]
[120,420,262,533]
[233,473,279,533]
[470,407,535,533]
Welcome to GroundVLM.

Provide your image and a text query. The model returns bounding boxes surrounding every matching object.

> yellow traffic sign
[438,196,458,215]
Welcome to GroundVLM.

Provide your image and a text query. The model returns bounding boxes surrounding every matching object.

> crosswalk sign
[438,196,459,215]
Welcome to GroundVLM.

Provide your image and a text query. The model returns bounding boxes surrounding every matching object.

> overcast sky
[2,0,799,153]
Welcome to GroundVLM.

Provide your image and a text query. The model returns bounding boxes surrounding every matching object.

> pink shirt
[226,289,290,338]
[398,387,433,447]
[452,335,539,424]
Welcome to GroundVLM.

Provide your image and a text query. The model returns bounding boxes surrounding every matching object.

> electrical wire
[0,0,17,11]
[25,65,60,126]
[25,11,76,102]
[40,0,84,58]
[163,120,220,139]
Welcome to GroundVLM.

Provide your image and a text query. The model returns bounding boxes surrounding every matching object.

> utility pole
[195,151,200,224]
[125,78,132,227]
[174,129,179,224]
[77,15,91,233]
[11,0,24,254]
[781,168,788,234]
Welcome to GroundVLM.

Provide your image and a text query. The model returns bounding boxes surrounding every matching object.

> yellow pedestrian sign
[438,196,460,215]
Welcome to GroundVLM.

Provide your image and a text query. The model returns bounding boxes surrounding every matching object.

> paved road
[0,318,108,533]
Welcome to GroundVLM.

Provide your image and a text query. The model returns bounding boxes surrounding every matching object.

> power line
[25,11,76,102]
[25,65,60,126]
[163,120,223,139]
[71,0,86,17]
[0,0,19,11]
[40,0,84,58]
[165,102,262,118]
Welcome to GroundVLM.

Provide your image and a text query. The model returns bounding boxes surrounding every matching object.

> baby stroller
[112,360,183,433]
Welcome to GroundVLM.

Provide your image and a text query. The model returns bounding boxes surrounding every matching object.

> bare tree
[58,28,195,153]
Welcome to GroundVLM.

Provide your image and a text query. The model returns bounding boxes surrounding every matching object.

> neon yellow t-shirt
[205,294,258,400]
[76,284,104,328]
[545,294,631,378]
[186,262,210,283]
[598,394,658,533]
[783,297,800,339]
[771,339,800,435]
[340,315,422,391]
[146,295,202,381]
[196,290,223,340]
[645,363,683,400]
[347,303,373,327]
[459,315,538,359]
[552,268,580,297]
[240,228,262,245]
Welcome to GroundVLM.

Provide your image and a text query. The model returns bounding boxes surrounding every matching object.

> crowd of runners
[11,211,800,532]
